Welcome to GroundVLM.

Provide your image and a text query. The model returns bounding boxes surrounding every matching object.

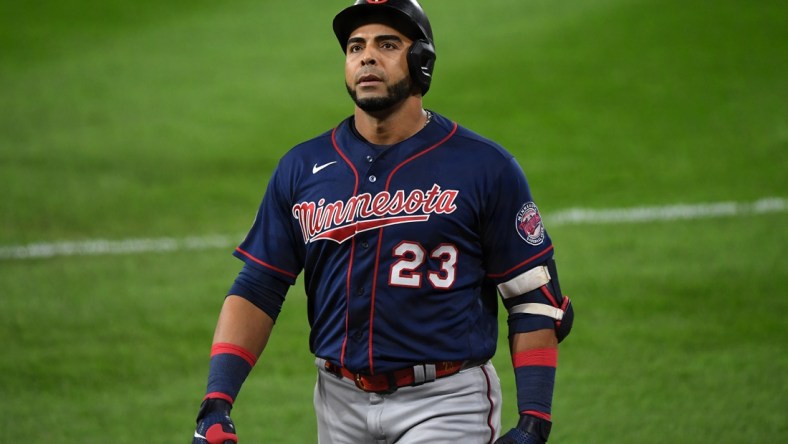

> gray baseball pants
[313,360,503,444]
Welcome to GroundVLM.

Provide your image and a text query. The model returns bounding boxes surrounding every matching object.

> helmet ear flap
[407,39,436,95]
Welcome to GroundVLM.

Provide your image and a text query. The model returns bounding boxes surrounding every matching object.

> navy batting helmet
[333,0,437,95]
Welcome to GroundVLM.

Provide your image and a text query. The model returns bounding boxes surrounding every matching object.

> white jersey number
[389,241,458,289]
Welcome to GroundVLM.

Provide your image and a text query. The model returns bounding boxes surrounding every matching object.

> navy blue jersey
[235,111,553,374]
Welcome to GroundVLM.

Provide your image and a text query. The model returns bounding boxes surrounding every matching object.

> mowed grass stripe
[1,197,783,260]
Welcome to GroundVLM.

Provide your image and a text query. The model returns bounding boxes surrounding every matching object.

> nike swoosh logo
[312,161,337,174]
[194,432,206,439]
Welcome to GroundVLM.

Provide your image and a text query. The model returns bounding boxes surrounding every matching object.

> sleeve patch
[516,202,545,246]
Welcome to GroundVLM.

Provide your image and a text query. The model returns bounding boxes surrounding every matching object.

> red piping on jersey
[235,247,297,279]
[384,123,459,190]
[331,126,361,367]
[485,244,554,280]
[368,122,459,373]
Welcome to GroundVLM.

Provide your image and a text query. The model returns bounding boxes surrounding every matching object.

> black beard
[346,76,414,112]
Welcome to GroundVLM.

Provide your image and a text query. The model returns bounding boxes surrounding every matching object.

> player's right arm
[192,149,303,442]
[193,258,292,443]
[192,296,275,444]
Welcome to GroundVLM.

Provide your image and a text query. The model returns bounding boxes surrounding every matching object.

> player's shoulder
[259,125,337,192]
[272,122,346,176]
[281,127,336,160]
[433,112,516,162]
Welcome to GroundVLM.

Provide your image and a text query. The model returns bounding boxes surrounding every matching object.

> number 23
[389,241,458,289]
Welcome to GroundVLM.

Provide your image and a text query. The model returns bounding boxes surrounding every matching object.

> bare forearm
[510,328,557,354]
[213,295,275,358]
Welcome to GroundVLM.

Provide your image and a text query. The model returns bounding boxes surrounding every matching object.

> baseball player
[192,1,573,443]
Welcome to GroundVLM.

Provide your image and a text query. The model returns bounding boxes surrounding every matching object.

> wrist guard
[516,414,552,442]
[196,398,232,423]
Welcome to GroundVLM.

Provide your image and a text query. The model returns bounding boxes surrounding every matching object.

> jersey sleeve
[233,164,304,285]
[481,156,553,283]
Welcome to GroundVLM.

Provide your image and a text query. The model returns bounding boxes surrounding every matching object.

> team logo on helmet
[516,202,545,245]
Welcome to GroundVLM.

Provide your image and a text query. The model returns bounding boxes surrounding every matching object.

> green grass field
[1,0,786,442]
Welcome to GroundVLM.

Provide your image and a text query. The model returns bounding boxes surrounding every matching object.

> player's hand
[193,398,238,444]
[494,414,551,444]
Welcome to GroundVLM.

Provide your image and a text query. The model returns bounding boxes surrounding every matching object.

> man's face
[344,23,415,112]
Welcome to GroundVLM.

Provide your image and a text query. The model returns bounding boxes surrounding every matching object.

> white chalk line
[548,196,785,225]
[0,234,244,261]
[0,197,784,260]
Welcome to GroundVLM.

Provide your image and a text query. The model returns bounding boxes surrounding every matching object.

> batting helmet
[333,0,437,95]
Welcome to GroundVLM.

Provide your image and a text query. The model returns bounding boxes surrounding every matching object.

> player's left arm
[495,259,574,444]
[481,156,574,442]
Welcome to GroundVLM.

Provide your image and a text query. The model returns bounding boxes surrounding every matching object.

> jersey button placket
[359,157,384,193]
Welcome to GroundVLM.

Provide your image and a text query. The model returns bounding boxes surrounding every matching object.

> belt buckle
[354,373,366,391]
[354,372,397,394]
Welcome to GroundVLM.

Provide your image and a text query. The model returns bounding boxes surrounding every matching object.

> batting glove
[193,398,238,444]
[495,414,552,444]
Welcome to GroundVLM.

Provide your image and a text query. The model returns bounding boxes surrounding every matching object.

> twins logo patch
[515,202,545,245]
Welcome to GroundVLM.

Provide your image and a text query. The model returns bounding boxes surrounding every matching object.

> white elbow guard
[497,258,574,342]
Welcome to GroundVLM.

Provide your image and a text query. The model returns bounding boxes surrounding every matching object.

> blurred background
[1,0,785,442]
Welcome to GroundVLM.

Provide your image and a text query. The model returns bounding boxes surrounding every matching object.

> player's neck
[353,97,428,146]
